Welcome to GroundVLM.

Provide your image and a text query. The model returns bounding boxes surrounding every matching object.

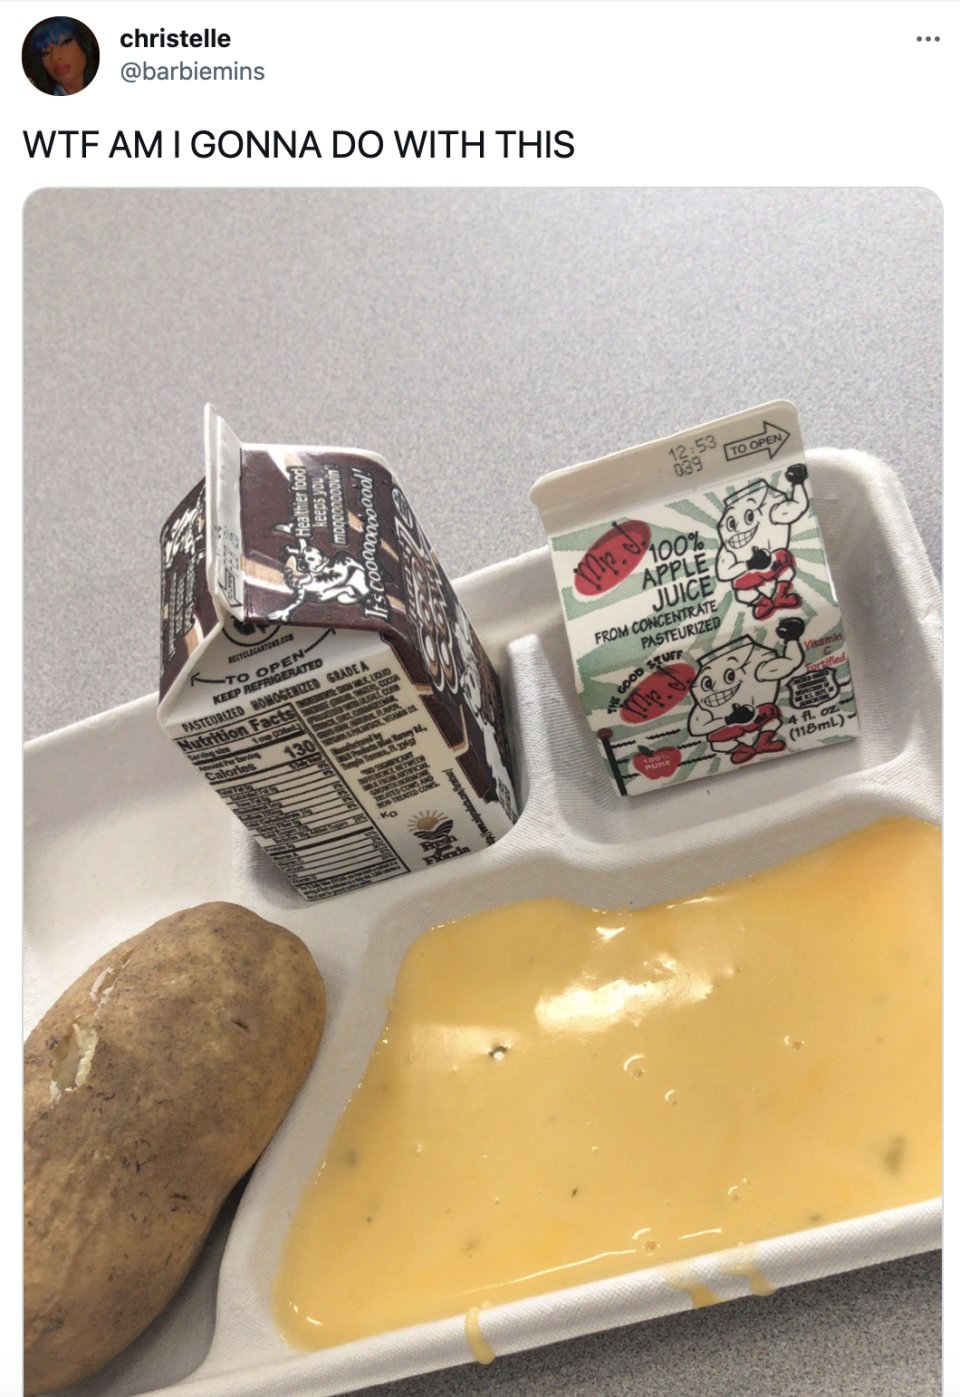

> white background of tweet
[5,1,951,1388]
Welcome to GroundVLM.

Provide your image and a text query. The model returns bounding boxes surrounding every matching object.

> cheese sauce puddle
[274,818,941,1351]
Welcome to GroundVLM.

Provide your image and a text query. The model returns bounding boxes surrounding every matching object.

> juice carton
[531,401,859,796]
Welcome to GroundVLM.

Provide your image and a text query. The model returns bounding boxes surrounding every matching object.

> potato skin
[24,902,326,1396]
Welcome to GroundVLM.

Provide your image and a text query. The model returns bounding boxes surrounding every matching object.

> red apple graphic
[632,745,682,780]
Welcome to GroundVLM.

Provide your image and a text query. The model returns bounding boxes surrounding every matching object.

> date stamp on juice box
[158,407,518,900]
[531,402,859,796]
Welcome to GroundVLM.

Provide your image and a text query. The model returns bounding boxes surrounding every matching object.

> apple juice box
[530,401,859,796]
[158,407,518,900]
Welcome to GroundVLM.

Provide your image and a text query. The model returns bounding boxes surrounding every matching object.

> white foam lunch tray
[24,449,942,1397]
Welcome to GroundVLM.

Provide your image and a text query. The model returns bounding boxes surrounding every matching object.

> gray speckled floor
[368,1252,941,1397]
[23,189,942,1396]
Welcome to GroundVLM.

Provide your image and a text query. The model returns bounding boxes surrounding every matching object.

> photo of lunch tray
[23,447,941,1397]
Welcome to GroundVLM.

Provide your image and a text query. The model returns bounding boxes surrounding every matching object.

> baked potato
[24,902,326,1395]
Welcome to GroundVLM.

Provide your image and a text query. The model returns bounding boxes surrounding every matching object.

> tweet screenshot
[8,2,949,1394]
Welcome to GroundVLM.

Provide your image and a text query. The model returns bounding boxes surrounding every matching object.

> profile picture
[22,16,99,95]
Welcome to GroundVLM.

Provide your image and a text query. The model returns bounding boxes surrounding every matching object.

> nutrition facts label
[178,702,407,899]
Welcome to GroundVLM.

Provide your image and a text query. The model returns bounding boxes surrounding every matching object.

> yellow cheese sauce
[274,817,941,1352]
[464,1305,496,1364]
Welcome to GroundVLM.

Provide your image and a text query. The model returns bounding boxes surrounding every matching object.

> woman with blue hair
[23,17,99,95]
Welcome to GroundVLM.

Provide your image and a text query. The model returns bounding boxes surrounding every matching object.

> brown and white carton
[158,407,518,902]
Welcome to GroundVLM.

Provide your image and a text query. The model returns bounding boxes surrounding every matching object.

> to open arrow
[722,421,791,464]
[190,673,228,686]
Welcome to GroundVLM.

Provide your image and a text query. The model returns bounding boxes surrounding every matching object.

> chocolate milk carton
[158,408,518,901]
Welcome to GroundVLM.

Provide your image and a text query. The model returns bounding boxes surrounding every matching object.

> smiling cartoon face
[281,542,330,588]
[691,638,779,717]
[717,480,791,562]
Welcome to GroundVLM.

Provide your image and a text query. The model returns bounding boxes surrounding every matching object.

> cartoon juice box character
[158,407,518,901]
[531,401,859,797]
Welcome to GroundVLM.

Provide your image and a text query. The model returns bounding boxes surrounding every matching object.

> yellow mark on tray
[666,1273,722,1309]
[465,1305,496,1365]
[737,1265,776,1298]
[721,1245,777,1297]
[273,818,941,1353]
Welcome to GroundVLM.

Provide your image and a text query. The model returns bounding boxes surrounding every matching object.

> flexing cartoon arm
[769,463,810,526]
[715,547,745,582]
[756,617,806,681]
[688,703,723,737]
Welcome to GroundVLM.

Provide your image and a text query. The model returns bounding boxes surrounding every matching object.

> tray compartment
[500,453,940,850]
[23,448,941,1397]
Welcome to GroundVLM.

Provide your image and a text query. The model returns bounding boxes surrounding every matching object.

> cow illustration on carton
[158,407,517,903]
